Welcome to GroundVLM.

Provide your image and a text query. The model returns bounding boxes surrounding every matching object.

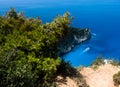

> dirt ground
[80,64,120,87]
[56,64,120,87]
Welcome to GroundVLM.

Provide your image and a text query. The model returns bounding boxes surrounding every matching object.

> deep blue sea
[0,0,120,66]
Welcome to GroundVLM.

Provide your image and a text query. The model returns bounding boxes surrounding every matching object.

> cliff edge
[56,64,120,87]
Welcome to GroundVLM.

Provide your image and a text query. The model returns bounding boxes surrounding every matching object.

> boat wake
[80,47,90,54]
[92,33,96,36]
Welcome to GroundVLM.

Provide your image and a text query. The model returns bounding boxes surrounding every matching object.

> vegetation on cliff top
[0,8,89,87]
[113,71,120,86]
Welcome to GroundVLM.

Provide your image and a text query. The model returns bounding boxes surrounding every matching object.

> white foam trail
[92,33,96,36]
[81,47,90,54]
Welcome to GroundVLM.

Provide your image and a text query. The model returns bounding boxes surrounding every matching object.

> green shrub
[113,71,120,86]
[90,55,104,67]
[110,60,120,66]
[0,8,73,87]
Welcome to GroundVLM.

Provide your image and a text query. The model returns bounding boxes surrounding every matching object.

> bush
[90,55,104,66]
[110,60,120,66]
[90,55,105,70]
[0,8,73,87]
[113,71,120,86]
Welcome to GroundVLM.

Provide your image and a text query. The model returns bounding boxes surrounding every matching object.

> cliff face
[59,27,91,54]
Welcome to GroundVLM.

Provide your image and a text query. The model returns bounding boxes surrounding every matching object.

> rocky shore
[59,27,91,55]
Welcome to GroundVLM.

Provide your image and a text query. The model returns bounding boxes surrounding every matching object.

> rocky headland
[59,27,91,55]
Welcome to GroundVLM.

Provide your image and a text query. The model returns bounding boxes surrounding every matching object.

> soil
[56,64,120,87]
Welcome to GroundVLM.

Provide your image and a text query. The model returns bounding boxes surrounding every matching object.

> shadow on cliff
[56,59,89,87]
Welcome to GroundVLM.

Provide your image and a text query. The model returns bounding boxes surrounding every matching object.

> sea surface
[0,0,120,66]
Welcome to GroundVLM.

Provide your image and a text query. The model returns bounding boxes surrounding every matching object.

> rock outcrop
[59,27,91,54]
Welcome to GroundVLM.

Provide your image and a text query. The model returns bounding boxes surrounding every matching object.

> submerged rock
[59,27,91,55]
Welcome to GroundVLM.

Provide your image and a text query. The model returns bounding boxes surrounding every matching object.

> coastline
[59,28,91,55]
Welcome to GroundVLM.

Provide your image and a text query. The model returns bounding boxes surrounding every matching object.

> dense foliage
[113,71,120,86]
[0,8,73,87]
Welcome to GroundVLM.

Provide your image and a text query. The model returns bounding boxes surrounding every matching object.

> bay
[0,0,120,66]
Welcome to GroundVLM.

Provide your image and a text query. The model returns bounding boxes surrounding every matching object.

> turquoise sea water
[0,0,120,66]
